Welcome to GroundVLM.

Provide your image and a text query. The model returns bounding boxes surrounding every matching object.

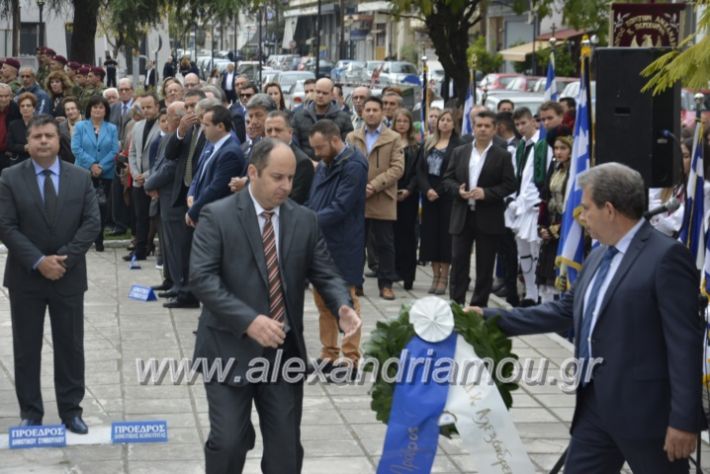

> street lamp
[37,0,46,48]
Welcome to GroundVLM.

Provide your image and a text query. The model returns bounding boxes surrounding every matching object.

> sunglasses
[240,93,254,99]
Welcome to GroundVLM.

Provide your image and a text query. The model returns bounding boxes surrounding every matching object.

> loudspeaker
[594,48,680,188]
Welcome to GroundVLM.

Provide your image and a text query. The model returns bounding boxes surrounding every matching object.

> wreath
[363,302,519,437]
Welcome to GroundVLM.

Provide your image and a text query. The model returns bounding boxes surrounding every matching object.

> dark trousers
[111,174,131,233]
[203,334,303,474]
[10,288,85,420]
[365,218,397,289]
[497,228,520,306]
[93,178,112,246]
[176,225,198,303]
[449,209,499,306]
[564,384,689,473]
[394,195,419,285]
[132,186,152,258]
[161,206,189,291]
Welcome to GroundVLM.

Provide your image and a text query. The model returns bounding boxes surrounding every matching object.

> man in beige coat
[346,96,404,299]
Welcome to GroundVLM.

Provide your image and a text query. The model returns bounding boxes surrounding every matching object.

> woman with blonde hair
[416,108,461,294]
[45,70,74,117]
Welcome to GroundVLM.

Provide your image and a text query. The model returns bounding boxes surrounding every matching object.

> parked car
[530,76,577,94]
[303,58,334,77]
[285,80,310,109]
[342,61,368,83]
[330,60,353,81]
[478,73,524,91]
[505,76,544,92]
[379,61,420,85]
[484,91,546,115]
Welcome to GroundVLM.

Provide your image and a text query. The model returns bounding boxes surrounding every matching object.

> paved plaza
[1,245,709,473]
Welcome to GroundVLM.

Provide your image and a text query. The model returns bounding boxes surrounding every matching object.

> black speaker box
[594,47,680,188]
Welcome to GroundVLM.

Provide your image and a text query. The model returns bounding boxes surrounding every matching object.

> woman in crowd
[536,135,572,301]
[392,108,420,290]
[208,68,221,86]
[71,95,119,252]
[417,108,461,294]
[45,70,73,118]
[648,138,691,238]
[264,82,287,111]
[426,106,442,135]
[7,92,37,166]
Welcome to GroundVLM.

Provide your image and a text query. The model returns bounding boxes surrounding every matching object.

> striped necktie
[262,210,285,323]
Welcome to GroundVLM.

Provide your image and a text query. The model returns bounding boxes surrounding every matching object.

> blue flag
[681,121,705,272]
[555,56,590,290]
[462,88,473,136]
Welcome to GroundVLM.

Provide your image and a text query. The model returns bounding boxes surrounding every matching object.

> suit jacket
[443,142,515,235]
[187,137,246,222]
[71,120,120,180]
[109,101,134,148]
[290,143,315,205]
[0,159,101,295]
[191,189,351,385]
[128,118,160,186]
[164,126,205,208]
[484,221,705,439]
[228,103,247,144]
[144,134,182,219]
[7,119,30,162]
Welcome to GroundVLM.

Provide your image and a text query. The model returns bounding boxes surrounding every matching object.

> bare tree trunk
[11,0,20,57]
[70,0,100,64]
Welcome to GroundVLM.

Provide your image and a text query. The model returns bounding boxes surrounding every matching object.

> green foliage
[363,302,519,436]
[642,0,710,94]
[513,44,577,77]
[400,44,419,65]
[467,36,503,74]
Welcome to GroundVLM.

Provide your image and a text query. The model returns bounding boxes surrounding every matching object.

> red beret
[91,66,105,77]
[67,61,80,71]
[4,58,20,69]
[78,66,90,75]
[53,55,67,65]
[45,48,56,56]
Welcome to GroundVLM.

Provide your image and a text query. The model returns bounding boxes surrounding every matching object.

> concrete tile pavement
[0,247,708,473]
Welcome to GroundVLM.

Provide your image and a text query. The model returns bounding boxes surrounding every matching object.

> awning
[499,41,546,62]
[282,17,297,49]
[358,1,393,13]
[537,28,590,41]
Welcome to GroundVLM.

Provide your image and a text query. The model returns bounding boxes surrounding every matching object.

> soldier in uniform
[2,58,23,94]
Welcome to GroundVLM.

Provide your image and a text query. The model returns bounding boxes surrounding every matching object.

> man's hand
[229,176,248,193]
[458,183,473,200]
[464,306,484,316]
[37,255,68,281]
[187,196,194,208]
[397,189,410,202]
[134,174,145,186]
[90,164,102,177]
[338,305,362,339]
[246,315,286,348]
[470,187,485,200]
[146,189,159,199]
[177,111,199,137]
[185,213,196,228]
[664,427,697,462]
[426,188,439,202]
[365,183,375,198]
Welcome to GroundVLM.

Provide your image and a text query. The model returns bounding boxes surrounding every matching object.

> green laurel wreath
[363,302,519,438]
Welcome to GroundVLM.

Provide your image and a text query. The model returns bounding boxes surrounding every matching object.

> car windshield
[499,76,517,87]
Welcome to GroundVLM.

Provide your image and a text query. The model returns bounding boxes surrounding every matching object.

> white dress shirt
[468,140,492,209]
[582,219,644,357]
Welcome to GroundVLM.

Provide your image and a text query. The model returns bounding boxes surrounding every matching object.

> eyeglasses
[20,75,33,78]
[240,93,254,99]
[118,88,132,92]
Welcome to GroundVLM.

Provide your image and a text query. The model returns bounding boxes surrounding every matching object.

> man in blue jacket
[306,119,368,373]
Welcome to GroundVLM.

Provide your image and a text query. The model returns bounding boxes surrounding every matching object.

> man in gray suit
[145,101,186,298]
[0,115,101,433]
[126,92,161,261]
[191,138,361,474]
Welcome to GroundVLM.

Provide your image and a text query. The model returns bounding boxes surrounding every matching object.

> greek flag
[679,122,705,272]
[543,52,558,102]
[462,88,473,136]
[555,58,589,290]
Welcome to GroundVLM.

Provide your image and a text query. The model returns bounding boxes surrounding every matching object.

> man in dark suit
[191,138,361,473]
[443,109,515,306]
[144,60,157,90]
[221,63,237,105]
[264,110,314,204]
[186,105,246,228]
[472,162,705,473]
[107,78,135,235]
[0,115,101,433]
[0,82,22,173]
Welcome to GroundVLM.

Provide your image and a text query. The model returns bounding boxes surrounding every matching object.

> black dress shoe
[158,290,178,298]
[108,228,127,236]
[151,281,173,291]
[123,253,146,262]
[19,418,42,427]
[95,242,104,252]
[163,297,200,309]
[519,298,537,308]
[62,415,88,434]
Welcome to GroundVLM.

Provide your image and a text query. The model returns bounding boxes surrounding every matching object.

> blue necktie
[578,246,619,386]
[196,144,214,170]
